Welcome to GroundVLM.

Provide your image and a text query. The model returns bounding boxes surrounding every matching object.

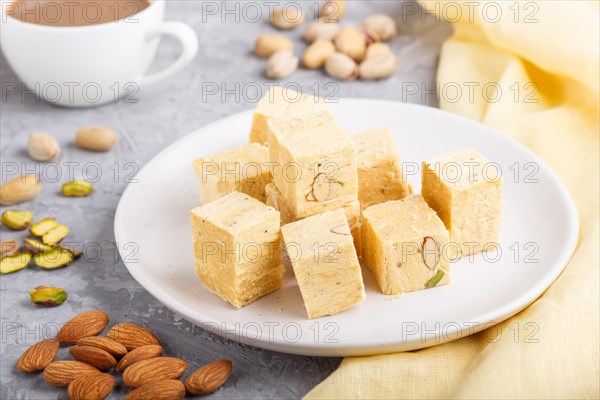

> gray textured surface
[0,1,450,399]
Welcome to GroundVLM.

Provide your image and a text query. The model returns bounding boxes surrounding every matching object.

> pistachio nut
[0,175,42,206]
[0,240,21,259]
[42,224,70,245]
[27,132,60,162]
[303,18,340,43]
[1,210,34,230]
[30,218,59,237]
[363,14,397,41]
[255,34,294,58]
[30,286,68,307]
[270,6,303,30]
[23,238,54,254]
[303,39,336,69]
[325,52,358,80]
[365,42,391,59]
[1,252,31,274]
[334,27,366,62]
[426,270,445,289]
[62,181,93,197]
[34,249,74,270]
[266,50,299,79]
[320,0,346,22]
[75,126,118,152]
[359,52,398,80]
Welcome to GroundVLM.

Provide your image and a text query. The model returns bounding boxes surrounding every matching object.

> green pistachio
[33,249,74,269]
[1,210,34,230]
[30,218,59,237]
[0,252,32,274]
[29,286,68,307]
[42,224,70,245]
[61,181,93,197]
[426,270,445,289]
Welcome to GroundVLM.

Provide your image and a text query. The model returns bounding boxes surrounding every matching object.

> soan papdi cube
[192,143,271,204]
[422,148,502,257]
[249,86,328,144]
[190,191,284,308]
[281,209,365,319]
[353,128,411,209]
[267,111,358,219]
[361,195,450,295]
[266,183,362,254]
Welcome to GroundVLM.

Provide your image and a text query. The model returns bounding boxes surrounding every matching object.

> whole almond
[43,360,99,387]
[67,373,114,400]
[69,346,117,370]
[116,344,163,372]
[125,380,185,400]
[184,359,232,396]
[16,339,59,372]
[106,323,159,350]
[0,175,42,206]
[75,126,117,152]
[57,310,110,344]
[27,132,60,161]
[122,357,187,388]
[76,337,128,357]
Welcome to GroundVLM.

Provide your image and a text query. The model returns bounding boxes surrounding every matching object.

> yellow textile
[306,1,599,398]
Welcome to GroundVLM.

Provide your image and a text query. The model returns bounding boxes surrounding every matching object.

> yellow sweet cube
[249,86,328,144]
[422,148,503,257]
[267,111,359,219]
[361,195,451,295]
[281,209,366,319]
[352,128,411,209]
[192,143,271,204]
[190,192,284,308]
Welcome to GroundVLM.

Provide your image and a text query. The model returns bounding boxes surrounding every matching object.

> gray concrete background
[0,1,450,398]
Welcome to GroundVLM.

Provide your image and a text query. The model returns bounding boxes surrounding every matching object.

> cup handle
[139,21,198,87]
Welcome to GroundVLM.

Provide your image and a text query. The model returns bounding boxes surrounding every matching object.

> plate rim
[114,99,579,356]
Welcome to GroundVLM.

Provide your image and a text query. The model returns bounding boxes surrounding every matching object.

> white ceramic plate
[114,99,578,357]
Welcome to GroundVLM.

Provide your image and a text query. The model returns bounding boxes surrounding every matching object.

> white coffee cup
[0,0,198,107]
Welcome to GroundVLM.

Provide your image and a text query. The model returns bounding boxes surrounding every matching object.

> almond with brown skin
[106,323,159,350]
[16,339,59,372]
[125,380,185,400]
[185,359,232,396]
[69,346,117,370]
[43,360,99,387]
[122,357,187,388]
[57,310,109,344]
[116,344,163,372]
[422,236,440,270]
[67,373,114,400]
[76,336,128,358]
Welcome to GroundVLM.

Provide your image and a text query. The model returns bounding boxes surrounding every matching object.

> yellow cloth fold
[306,1,599,398]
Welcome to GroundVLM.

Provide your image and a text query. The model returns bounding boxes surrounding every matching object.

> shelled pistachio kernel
[34,249,74,269]
[30,218,59,237]
[30,286,68,307]
[62,181,93,197]
[42,224,70,245]
[1,210,33,230]
[23,238,54,254]
[0,252,32,274]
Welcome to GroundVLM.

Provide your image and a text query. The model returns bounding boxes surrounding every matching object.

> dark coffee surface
[7,0,151,26]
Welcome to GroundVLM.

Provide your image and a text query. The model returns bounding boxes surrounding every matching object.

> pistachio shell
[266,50,299,79]
[1,210,33,230]
[270,6,303,30]
[76,126,117,152]
[27,132,60,161]
[255,34,294,58]
[0,175,41,206]
[320,0,346,22]
[303,18,340,43]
